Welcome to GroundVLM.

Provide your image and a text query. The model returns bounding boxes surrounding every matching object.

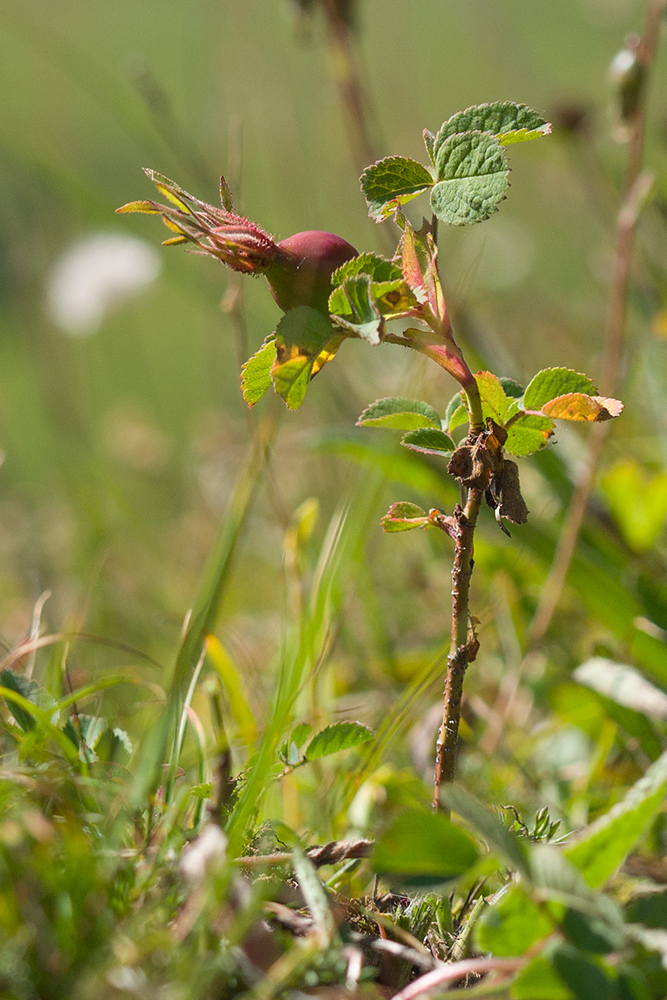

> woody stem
[433,483,484,809]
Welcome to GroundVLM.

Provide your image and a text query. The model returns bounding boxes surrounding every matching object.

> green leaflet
[400,427,455,456]
[380,501,430,532]
[331,252,402,286]
[330,274,383,344]
[505,413,555,456]
[240,334,277,407]
[522,368,597,411]
[360,155,434,222]
[272,307,339,410]
[431,133,510,226]
[0,668,54,733]
[357,396,441,431]
[304,721,374,760]
[433,102,550,160]
[476,370,511,424]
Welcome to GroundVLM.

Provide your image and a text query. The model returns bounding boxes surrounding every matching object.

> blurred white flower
[46,232,161,336]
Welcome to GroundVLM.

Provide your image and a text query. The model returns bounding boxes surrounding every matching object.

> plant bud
[265,230,358,314]
[609,37,644,126]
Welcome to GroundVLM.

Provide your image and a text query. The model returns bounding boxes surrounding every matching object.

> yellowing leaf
[541,393,624,422]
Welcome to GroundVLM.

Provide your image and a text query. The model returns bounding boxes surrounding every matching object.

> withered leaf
[499,460,529,524]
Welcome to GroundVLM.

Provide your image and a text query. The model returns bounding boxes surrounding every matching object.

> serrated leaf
[401,428,455,456]
[240,335,277,407]
[476,370,510,423]
[523,368,596,410]
[357,396,441,431]
[433,102,550,160]
[95,727,133,764]
[475,885,554,957]
[564,746,667,887]
[505,413,554,457]
[304,721,374,760]
[441,784,530,876]
[0,668,49,733]
[290,722,312,749]
[331,253,402,287]
[330,275,383,344]
[423,128,436,165]
[373,810,479,885]
[431,133,510,226]
[541,393,624,422]
[574,657,667,720]
[272,307,338,410]
[360,156,434,222]
[499,376,525,398]
[381,501,430,532]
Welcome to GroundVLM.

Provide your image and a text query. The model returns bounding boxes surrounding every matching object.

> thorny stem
[528,0,666,648]
[433,481,485,808]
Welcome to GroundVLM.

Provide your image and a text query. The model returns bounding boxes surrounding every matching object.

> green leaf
[431,133,510,226]
[0,669,50,733]
[240,335,277,407]
[511,953,573,1000]
[423,128,436,165]
[290,722,312,750]
[476,370,511,424]
[331,253,402,287]
[95,727,133,764]
[360,156,434,222]
[574,658,667,721]
[505,413,554,457]
[400,428,455,456]
[304,721,374,761]
[475,885,554,957]
[356,396,441,431]
[523,368,596,411]
[433,102,550,159]
[381,501,430,532]
[331,275,383,344]
[272,307,338,410]
[499,376,525,398]
[564,746,667,887]
[441,784,530,877]
[373,810,479,885]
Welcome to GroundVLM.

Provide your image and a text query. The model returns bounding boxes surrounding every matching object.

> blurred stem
[433,483,484,808]
[320,0,378,177]
[527,0,666,648]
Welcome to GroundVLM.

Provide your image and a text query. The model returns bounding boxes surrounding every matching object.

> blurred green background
[1,0,667,825]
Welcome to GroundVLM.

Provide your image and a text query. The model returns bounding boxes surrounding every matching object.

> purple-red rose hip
[265,230,358,314]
